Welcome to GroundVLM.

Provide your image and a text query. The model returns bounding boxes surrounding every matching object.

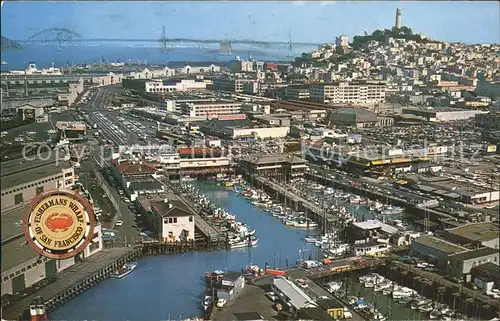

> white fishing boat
[324,187,335,195]
[111,261,138,279]
[181,175,196,182]
[304,236,318,243]
[380,205,404,215]
[327,281,343,293]
[230,237,259,249]
[202,295,213,310]
[349,195,362,204]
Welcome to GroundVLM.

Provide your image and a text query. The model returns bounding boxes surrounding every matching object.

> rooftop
[450,247,499,262]
[297,307,334,321]
[272,277,317,310]
[414,235,468,255]
[150,199,194,218]
[329,107,378,124]
[2,237,39,272]
[240,154,307,165]
[1,158,70,191]
[445,222,500,243]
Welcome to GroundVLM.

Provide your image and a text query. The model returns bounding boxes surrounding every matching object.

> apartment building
[179,99,242,117]
[310,81,386,105]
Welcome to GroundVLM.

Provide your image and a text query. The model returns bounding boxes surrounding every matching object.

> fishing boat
[230,237,259,249]
[202,295,213,310]
[327,281,343,293]
[181,175,196,182]
[304,236,318,243]
[111,261,138,279]
[379,205,404,215]
[349,195,362,204]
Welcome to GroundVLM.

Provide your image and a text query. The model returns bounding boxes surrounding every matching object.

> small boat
[327,281,343,293]
[304,236,318,243]
[230,237,259,249]
[429,310,441,319]
[202,295,213,310]
[111,261,138,279]
[181,175,196,182]
[419,305,433,313]
[364,281,374,288]
[380,205,404,215]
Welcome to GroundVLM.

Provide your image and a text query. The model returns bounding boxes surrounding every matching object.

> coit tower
[395,8,402,29]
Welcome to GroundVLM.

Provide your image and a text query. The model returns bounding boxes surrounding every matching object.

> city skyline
[1,1,499,44]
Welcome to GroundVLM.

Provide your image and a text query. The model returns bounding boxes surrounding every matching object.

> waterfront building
[216,271,245,301]
[410,235,469,269]
[139,196,195,243]
[0,156,103,296]
[353,240,391,257]
[0,155,75,211]
[446,247,499,279]
[298,307,334,320]
[442,222,499,250]
[272,277,317,318]
[238,154,308,181]
[310,81,386,105]
[317,298,345,319]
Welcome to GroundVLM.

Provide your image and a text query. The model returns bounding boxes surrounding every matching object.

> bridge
[9,26,322,56]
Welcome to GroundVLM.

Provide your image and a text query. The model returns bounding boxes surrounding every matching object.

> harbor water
[51,180,321,320]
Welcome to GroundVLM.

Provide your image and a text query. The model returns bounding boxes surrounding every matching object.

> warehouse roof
[445,222,500,242]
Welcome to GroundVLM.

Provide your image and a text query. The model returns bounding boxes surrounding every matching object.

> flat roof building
[443,222,499,250]
[0,154,75,211]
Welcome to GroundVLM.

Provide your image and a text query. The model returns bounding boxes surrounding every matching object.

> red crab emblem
[45,213,74,232]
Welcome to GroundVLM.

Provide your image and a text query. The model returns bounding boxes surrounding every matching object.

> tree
[372,30,384,37]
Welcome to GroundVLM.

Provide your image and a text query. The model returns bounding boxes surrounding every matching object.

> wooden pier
[251,176,334,231]
[2,248,141,320]
[377,261,500,319]
[305,172,458,224]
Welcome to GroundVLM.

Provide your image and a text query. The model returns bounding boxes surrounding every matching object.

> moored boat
[111,261,138,279]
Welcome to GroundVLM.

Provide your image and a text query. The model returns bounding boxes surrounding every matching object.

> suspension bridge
[4,27,323,55]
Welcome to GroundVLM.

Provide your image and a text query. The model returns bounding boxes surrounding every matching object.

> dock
[2,247,140,320]
[305,172,459,224]
[251,176,338,231]
[379,261,500,319]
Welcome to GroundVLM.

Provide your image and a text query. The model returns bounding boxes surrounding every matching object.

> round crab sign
[23,189,95,260]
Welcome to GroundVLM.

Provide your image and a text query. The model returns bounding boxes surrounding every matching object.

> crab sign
[45,213,74,232]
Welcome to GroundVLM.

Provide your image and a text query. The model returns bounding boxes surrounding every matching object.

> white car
[216,299,227,308]
[266,292,278,302]
[114,220,123,228]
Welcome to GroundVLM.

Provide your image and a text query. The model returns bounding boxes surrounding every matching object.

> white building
[311,81,386,105]
[180,99,242,117]
[151,199,195,243]
[144,79,208,93]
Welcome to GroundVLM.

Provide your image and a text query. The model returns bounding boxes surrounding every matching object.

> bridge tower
[219,40,232,55]
[159,25,169,54]
[286,29,293,59]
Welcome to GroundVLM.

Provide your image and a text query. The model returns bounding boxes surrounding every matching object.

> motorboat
[230,237,259,249]
[304,236,318,243]
[202,295,213,310]
[327,281,343,293]
[111,261,138,279]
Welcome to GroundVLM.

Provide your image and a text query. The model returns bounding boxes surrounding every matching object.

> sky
[1,1,499,44]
